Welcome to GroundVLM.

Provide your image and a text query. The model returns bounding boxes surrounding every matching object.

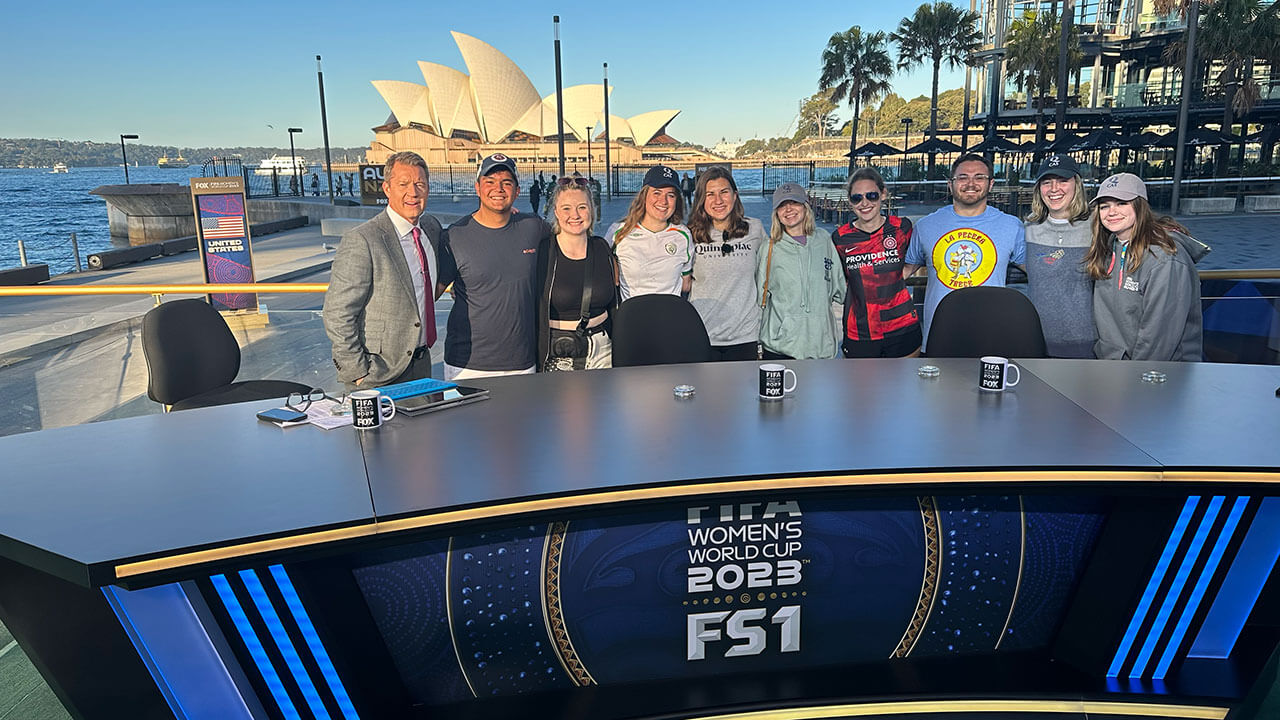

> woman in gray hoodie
[1084,173,1209,361]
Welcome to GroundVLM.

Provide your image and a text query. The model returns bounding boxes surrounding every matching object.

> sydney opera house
[366,32,697,168]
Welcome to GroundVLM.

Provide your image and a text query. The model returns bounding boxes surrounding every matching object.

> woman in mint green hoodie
[756,183,846,359]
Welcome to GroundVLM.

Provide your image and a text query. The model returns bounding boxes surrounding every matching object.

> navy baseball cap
[643,165,680,190]
[477,153,518,181]
[1035,154,1080,182]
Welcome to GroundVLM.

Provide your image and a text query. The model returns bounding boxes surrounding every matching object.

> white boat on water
[50,162,68,173]
[254,155,309,175]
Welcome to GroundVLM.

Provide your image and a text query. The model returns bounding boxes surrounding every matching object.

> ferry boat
[254,155,308,175]
[157,154,187,168]
[50,162,68,173]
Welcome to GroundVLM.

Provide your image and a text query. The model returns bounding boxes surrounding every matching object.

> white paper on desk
[278,399,353,430]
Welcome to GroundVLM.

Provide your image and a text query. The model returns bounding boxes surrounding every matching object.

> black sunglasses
[848,191,881,204]
[557,177,590,187]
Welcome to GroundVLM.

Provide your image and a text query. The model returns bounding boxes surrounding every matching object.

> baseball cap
[1092,172,1147,204]
[643,165,680,190]
[1035,154,1080,182]
[477,153,518,181]
[772,182,809,210]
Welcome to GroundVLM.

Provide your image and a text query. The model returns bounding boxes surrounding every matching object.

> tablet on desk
[397,385,490,415]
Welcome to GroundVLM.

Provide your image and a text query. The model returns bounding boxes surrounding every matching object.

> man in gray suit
[323,151,441,389]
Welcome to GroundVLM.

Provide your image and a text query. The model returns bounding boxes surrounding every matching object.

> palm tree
[1157,0,1280,171]
[1005,10,1082,154]
[820,26,894,175]
[891,2,981,175]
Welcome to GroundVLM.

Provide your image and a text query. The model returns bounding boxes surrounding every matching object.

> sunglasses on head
[848,191,881,204]
[557,177,590,187]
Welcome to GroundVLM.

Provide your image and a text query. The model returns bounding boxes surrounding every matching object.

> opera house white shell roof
[373,32,680,147]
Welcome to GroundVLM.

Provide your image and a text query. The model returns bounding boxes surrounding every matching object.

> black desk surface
[0,402,373,585]
[363,357,1157,525]
[1,358,1277,586]
[1021,359,1280,471]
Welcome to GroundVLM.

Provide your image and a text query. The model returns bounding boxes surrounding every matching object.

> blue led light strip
[1108,496,1201,678]
[239,569,331,719]
[1153,496,1250,679]
[210,574,302,720]
[270,565,361,719]
[1131,496,1226,679]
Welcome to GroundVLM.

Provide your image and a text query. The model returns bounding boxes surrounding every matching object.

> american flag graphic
[202,216,244,239]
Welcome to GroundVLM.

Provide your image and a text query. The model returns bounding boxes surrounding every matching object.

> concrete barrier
[0,264,51,286]
[320,218,366,237]
[1244,195,1280,213]
[159,237,198,256]
[87,244,163,270]
[1182,197,1237,214]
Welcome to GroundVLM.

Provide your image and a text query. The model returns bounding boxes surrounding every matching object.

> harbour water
[0,166,204,275]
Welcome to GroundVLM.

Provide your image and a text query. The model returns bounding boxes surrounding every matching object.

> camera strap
[576,239,594,337]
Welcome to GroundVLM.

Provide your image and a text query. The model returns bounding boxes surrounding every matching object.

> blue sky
[1,0,967,149]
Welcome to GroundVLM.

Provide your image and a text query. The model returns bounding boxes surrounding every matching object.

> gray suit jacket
[322,210,443,386]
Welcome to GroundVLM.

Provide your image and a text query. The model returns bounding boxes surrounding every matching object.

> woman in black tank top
[535,181,619,371]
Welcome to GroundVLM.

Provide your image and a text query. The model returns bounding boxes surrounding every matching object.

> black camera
[551,331,588,358]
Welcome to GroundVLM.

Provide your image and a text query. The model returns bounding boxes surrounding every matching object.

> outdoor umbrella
[1045,133,1087,153]
[845,141,901,158]
[968,135,1023,154]
[905,137,963,154]
[1072,129,1131,151]
[1153,127,1242,147]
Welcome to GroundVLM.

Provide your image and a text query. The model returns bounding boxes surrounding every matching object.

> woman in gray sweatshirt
[1024,155,1096,357]
[1084,173,1208,361]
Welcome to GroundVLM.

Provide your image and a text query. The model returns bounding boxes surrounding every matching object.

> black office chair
[925,286,1048,359]
[611,295,712,367]
[142,299,312,411]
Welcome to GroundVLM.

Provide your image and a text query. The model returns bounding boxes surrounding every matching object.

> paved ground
[0,193,1278,718]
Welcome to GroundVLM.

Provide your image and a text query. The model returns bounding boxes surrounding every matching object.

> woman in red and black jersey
[831,167,922,357]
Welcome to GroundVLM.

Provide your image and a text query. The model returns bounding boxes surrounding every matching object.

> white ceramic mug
[979,356,1020,392]
[759,363,798,400]
[351,389,396,429]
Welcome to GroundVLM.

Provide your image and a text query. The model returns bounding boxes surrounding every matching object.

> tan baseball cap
[1092,172,1147,204]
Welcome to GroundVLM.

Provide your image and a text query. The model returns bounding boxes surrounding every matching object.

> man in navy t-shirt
[904,154,1026,351]
[436,154,550,380]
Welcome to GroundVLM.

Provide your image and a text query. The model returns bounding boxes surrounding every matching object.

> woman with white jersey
[606,165,693,300]
[686,167,766,361]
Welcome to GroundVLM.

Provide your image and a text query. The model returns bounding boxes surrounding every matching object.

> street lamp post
[316,55,334,202]
[288,127,303,196]
[901,118,913,179]
[120,134,139,184]
[586,124,592,180]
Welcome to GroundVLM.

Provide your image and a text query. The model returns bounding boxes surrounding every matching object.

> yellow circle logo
[932,228,997,289]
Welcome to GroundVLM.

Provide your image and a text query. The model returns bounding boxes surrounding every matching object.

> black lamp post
[585,124,593,180]
[120,134,138,184]
[288,127,303,195]
[901,118,913,179]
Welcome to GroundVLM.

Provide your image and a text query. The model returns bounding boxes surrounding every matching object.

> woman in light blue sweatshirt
[756,183,845,359]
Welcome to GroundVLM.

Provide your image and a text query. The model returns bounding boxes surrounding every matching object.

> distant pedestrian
[681,172,695,206]
[529,172,543,215]
[545,175,557,220]
[348,174,356,197]
[310,173,319,197]
[589,176,602,218]
[289,175,298,196]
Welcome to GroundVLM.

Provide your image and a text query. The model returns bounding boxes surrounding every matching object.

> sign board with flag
[190,176,257,311]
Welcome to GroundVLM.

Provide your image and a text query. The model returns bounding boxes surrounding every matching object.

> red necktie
[411,226,437,348]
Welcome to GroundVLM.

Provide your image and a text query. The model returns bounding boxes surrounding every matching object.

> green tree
[1004,9,1082,151]
[820,25,895,174]
[891,2,981,142]
[793,89,839,143]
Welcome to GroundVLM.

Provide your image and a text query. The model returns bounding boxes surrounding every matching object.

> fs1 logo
[687,606,800,660]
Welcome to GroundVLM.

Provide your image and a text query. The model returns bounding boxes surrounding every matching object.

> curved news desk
[1,358,1278,720]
